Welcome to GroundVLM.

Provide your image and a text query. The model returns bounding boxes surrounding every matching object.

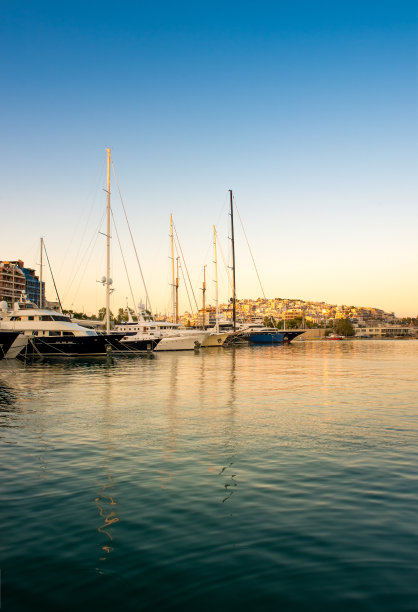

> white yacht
[0,297,108,358]
[114,306,210,351]
[0,296,142,358]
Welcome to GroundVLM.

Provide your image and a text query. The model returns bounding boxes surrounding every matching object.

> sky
[1,1,417,317]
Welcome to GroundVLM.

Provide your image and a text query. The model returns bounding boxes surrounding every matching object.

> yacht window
[32,331,38,336]
[49,331,61,336]
[40,315,53,321]
[52,315,71,322]
[28,316,34,321]
[62,332,75,336]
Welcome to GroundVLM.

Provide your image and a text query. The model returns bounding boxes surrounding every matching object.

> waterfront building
[0,260,45,307]
[197,307,217,328]
[19,263,44,306]
[0,260,44,307]
[0,261,26,306]
[354,325,414,338]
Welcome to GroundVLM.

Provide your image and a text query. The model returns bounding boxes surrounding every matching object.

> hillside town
[1,260,416,338]
[175,297,418,338]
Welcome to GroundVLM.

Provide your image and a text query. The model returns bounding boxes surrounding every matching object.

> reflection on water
[95,369,120,572]
[95,468,119,567]
[0,379,16,408]
[1,341,418,611]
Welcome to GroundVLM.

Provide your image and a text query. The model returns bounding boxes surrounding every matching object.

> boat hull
[13,334,158,358]
[4,334,29,359]
[0,331,20,360]
[246,330,305,344]
[201,332,230,347]
[106,337,161,352]
[155,334,202,351]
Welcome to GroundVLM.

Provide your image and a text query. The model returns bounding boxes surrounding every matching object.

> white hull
[201,332,230,347]
[5,335,29,359]
[155,331,209,351]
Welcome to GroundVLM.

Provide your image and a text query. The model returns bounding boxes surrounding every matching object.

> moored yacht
[114,306,210,351]
[238,320,305,344]
[0,297,129,358]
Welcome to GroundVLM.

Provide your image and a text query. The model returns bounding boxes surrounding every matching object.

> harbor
[2,2,417,610]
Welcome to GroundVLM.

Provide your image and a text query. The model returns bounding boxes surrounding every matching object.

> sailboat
[200,226,231,347]
[99,148,161,353]
[112,213,208,351]
[223,189,304,345]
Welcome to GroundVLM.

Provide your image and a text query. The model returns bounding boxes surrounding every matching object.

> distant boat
[326,333,344,340]
[225,191,304,345]
[113,304,209,351]
[242,323,304,344]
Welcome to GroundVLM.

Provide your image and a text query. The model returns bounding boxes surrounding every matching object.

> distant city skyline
[1,1,417,317]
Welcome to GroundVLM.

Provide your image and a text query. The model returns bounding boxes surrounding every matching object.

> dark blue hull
[246,330,305,344]
[106,337,161,353]
[248,332,286,344]
[17,334,160,358]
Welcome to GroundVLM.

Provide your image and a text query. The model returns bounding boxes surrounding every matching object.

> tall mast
[213,226,219,333]
[175,256,179,324]
[202,265,207,330]
[40,237,44,308]
[12,263,15,306]
[106,148,111,334]
[170,213,176,323]
[229,189,236,331]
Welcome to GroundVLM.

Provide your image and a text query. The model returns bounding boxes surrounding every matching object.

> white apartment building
[354,326,415,338]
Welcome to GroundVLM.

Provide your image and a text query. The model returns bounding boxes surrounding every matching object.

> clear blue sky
[1,1,417,316]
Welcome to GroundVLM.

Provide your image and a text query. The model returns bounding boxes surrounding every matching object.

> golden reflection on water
[159,355,180,488]
[95,369,120,572]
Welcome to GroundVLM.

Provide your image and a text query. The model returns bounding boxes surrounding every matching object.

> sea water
[1,340,417,611]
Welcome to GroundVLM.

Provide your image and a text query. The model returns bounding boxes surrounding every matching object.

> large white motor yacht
[0,296,153,357]
[0,297,108,358]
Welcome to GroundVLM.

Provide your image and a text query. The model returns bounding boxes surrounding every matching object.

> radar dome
[0,300,8,311]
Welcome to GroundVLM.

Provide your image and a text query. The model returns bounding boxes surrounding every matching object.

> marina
[1,3,417,610]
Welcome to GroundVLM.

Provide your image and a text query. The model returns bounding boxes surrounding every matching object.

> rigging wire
[172,221,199,312]
[233,194,266,300]
[58,159,105,278]
[176,246,194,315]
[42,240,63,312]
[110,207,139,320]
[64,208,106,304]
[216,229,234,297]
[111,159,152,314]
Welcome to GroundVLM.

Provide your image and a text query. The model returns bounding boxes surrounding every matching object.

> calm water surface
[1,341,417,611]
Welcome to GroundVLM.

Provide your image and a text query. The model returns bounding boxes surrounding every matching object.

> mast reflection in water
[1,342,418,611]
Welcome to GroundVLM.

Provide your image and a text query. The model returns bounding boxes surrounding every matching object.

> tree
[333,318,355,336]
[117,307,126,323]
[98,307,114,321]
[263,316,275,328]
